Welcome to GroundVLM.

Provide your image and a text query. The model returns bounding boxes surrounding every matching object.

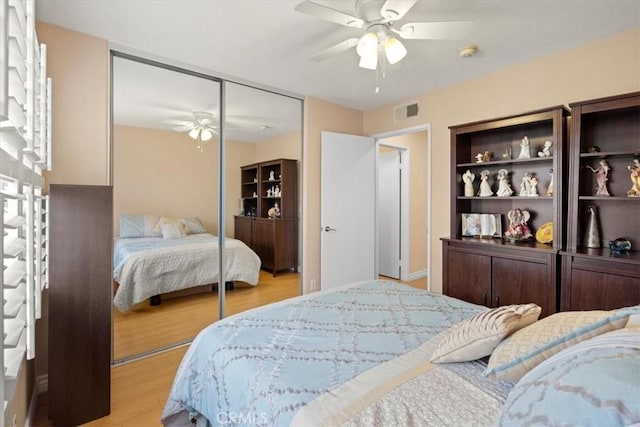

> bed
[161,280,639,427]
[113,233,261,312]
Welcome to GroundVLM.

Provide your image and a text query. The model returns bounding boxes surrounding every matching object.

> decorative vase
[583,205,601,248]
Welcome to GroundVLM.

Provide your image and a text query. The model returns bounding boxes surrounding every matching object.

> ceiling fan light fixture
[200,128,214,141]
[188,128,200,140]
[384,37,407,64]
[356,31,378,58]
[359,50,378,70]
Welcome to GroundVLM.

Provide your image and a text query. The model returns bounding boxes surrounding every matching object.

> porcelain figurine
[627,159,640,197]
[538,140,552,157]
[505,208,533,241]
[478,169,493,197]
[519,173,531,196]
[545,169,554,197]
[496,169,513,197]
[586,159,611,196]
[463,170,476,197]
[517,136,531,159]
[269,170,276,181]
[528,175,539,196]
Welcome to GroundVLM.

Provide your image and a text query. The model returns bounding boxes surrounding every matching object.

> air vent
[394,102,419,122]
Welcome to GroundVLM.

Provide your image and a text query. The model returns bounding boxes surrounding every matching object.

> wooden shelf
[563,91,640,311]
[580,150,640,158]
[444,106,567,316]
[457,196,552,200]
[578,196,640,201]
[457,156,553,168]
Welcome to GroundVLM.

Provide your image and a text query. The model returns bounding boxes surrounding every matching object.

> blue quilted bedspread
[162,280,484,426]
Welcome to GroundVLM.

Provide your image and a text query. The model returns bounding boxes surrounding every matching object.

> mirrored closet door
[221,82,303,318]
[111,55,221,361]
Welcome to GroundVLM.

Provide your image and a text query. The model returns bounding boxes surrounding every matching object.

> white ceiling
[37,0,639,116]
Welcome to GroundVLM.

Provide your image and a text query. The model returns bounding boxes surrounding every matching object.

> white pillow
[153,216,180,234]
[430,303,541,364]
[160,222,186,240]
[485,310,630,382]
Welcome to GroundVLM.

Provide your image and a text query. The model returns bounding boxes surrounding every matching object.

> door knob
[324,226,337,232]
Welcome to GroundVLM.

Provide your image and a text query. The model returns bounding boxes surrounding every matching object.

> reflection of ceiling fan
[163,111,218,151]
[295,0,472,90]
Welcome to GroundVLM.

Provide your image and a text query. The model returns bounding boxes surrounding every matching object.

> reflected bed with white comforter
[161,280,514,426]
[113,233,260,312]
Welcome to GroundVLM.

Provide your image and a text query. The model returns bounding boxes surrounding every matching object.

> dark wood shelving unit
[235,159,298,276]
[562,91,640,311]
[442,106,569,317]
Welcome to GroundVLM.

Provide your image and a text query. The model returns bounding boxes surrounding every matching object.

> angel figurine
[586,159,611,196]
[496,169,513,197]
[505,208,533,241]
[478,169,493,197]
[463,170,475,197]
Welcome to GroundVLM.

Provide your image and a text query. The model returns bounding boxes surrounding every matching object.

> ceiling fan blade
[395,21,472,40]
[309,37,359,61]
[294,1,363,28]
[380,0,417,21]
[162,118,192,126]
[173,124,194,132]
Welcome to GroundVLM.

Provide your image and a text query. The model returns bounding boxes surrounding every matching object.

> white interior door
[378,150,401,279]
[321,131,376,290]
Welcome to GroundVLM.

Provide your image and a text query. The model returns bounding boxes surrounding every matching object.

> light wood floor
[114,270,301,360]
[34,275,427,426]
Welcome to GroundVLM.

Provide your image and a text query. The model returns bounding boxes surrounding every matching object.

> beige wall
[255,131,301,162]
[379,131,428,276]
[363,28,640,293]
[113,125,220,233]
[302,97,363,293]
[37,22,109,187]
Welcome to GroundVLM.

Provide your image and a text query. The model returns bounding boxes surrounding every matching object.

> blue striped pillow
[499,328,640,426]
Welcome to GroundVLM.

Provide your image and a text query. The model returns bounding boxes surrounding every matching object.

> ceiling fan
[295,0,472,90]
[163,111,218,151]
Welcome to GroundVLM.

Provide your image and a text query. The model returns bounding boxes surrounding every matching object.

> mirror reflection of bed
[112,55,303,362]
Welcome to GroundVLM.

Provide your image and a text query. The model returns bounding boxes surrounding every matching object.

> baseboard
[408,269,428,281]
[25,375,48,427]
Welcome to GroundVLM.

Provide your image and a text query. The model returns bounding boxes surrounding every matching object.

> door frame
[376,143,409,281]
[372,123,432,290]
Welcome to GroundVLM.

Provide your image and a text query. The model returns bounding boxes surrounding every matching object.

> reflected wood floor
[34,275,427,426]
[115,270,301,360]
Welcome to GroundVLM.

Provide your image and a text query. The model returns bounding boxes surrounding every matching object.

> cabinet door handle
[482,292,487,306]
[495,295,500,307]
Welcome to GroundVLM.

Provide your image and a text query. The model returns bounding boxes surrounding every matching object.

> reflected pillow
[430,303,541,364]
[160,222,186,240]
[153,216,180,234]
[485,310,629,382]
[120,214,160,238]
[180,217,207,234]
[499,328,640,426]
